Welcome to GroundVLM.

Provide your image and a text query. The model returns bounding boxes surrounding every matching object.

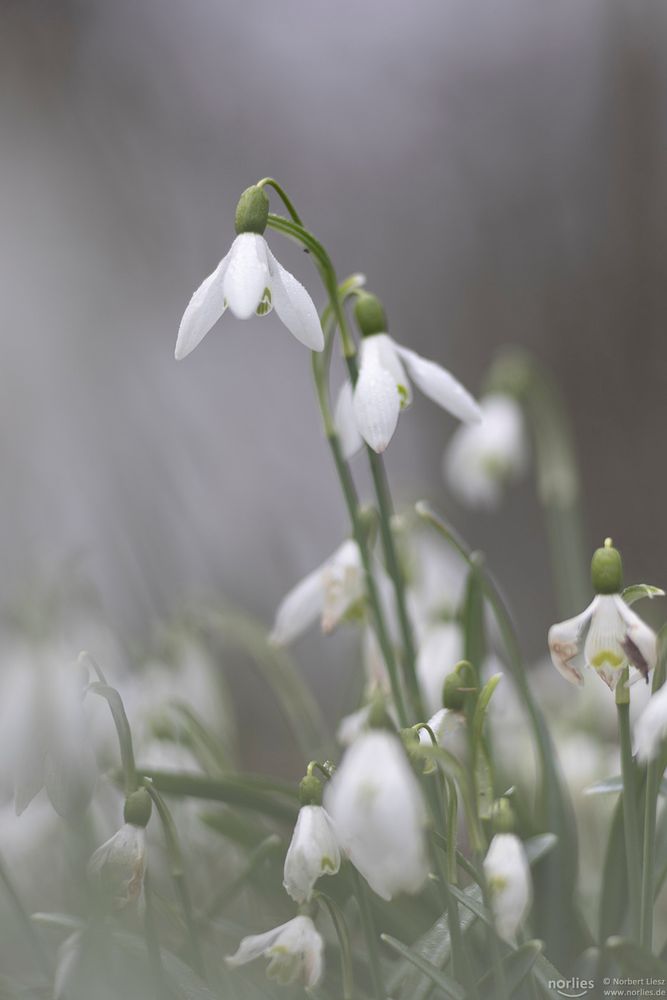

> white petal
[266,249,324,350]
[371,334,412,406]
[635,683,667,762]
[321,540,364,633]
[395,343,482,423]
[417,623,464,715]
[353,339,401,452]
[335,381,364,460]
[613,595,657,679]
[269,568,324,646]
[227,923,286,967]
[175,251,231,360]
[283,805,340,903]
[548,598,598,686]
[484,834,532,943]
[584,594,631,689]
[222,233,270,319]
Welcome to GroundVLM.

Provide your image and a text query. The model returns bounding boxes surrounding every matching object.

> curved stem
[256,178,304,226]
[88,681,138,796]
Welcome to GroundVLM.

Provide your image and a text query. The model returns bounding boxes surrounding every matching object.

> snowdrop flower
[87,789,151,910]
[635,683,667,762]
[227,915,324,988]
[418,707,462,747]
[283,803,341,903]
[335,293,481,456]
[443,393,528,508]
[483,833,532,943]
[417,622,465,715]
[548,541,657,691]
[324,730,429,900]
[175,185,323,360]
[269,539,365,645]
[0,641,96,817]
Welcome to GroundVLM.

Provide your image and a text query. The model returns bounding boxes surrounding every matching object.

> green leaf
[622,584,665,606]
[138,770,299,824]
[523,833,558,866]
[462,564,486,670]
[605,936,667,980]
[381,934,465,1000]
[448,885,492,926]
[471,673,503,820]
[599,797,628,941]
[418,744,484,853]
[475,940,543,998]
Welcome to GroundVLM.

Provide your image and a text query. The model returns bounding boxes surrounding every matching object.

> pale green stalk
[617,672,641,941]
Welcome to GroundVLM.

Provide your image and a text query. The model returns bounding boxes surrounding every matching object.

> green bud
[235,185,270,235]
[367,695,395,732]
[442,660,475,712]
[591,538,623,595]
[299,774,323,806]
[354,292,387,338]
[491,797,516,834]
[123,787,152,828]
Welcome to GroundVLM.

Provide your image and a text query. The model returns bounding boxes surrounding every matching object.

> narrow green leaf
[475,940,543,998]
[381,934,465,1000]
[462,564,486,670]
[448,885,492,926]
[622,584,665,606]
[599,797,628,941]
[138,769,298,824]
[523,833,558,866]
[472,674,503,751]
[606,936,667,979]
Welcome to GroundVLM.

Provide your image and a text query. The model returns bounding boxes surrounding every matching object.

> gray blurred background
[1,0,666,749]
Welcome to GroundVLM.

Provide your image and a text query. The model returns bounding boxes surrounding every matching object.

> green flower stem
[256,178,304,226]
[616,679,641,941]
[316,891,355,1000]
[344,351,424,723]
[88,681,138,797]
[267,208,423,722]
[145,783,205,978]
[640,760,658,949]
[486,350,588,617]
[351,869,384,1000]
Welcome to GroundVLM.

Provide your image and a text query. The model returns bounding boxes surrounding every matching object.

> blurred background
[1,0,666,764]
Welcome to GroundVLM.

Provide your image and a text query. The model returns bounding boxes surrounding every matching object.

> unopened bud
[442,660,475,712]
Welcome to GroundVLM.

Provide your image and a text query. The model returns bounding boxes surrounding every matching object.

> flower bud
[235,185,270,235]
[123,787,152,828]
[491,796,516,834]
[442,660,475,712]
[591,538,623,595]
[299,774,323,807]
[354,292,387,338]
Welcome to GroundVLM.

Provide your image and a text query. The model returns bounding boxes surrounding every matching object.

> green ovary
[590,649,624,671]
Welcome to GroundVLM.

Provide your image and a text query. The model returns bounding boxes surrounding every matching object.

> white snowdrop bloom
[443,394,528,508]
[324,730,429,900]
[417,622,465,715]
[227,914,324,989]
[549,541,657,691]
[548,595,656,691]
[418,708,461,747]
[635,683,667,762]
[336,333,481,456]
[0,642,96,817]
[269,539,365,645]
[484,833,532,943]
[283,804,341,903]
[88,823,147,910]
[175,186,323,360]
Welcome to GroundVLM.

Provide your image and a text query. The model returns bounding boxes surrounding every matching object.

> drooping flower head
[324,729,429,900]
[282,774,340,904]
[87,788,152,910]
[483,833,532,943]
[227,915,324,988]
[335,292,481,456]
[548,540,657,691]
[175,185,324,360]
[443,393,528,508]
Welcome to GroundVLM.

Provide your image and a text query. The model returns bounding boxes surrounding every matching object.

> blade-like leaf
[606,936,667,980]
[475,940,543,999]
[622,584,665,606]
[381,934,465,1000]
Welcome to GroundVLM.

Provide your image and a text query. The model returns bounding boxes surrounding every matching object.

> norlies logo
[548,978,595,999]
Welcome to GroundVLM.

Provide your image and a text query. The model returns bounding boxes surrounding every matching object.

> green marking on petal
[397,383,409,408]
[591,650,624,669]
[321,855,336,871]
[256,288,273,316]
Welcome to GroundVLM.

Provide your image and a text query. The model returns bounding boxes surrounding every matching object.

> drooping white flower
[269,540,365,645]
[418,708,462,748]
[635,683,667,762]
[324,730,429,900]
[443,394,528,508]
[483,833,532,943]
[175,187,323,359]
[0,642,96,817]
[227,914,324,988]
[283,804,341,903]
[548,595,656,691]
[87,823,147,910]
[335,331,481,456]
[416,622,465,715]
